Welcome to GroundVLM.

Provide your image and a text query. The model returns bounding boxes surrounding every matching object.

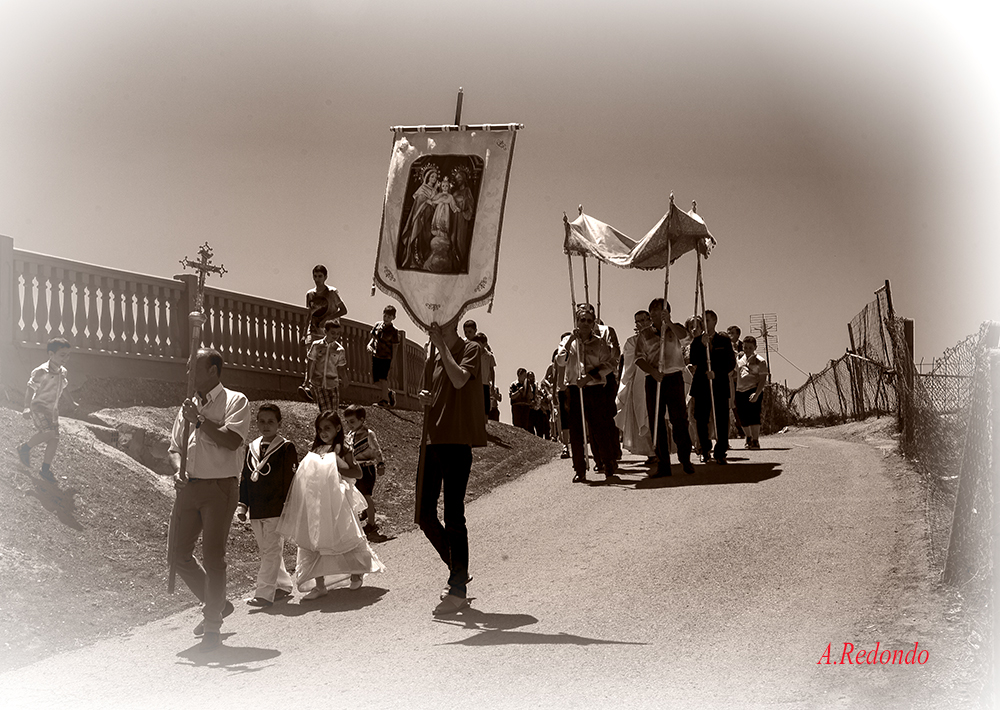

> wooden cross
[180,242,227,313]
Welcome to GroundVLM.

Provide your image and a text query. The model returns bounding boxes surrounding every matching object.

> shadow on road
[433,608,648,647]
[252,586,389,618]
[175,635,280,673]
[632,462,782,489]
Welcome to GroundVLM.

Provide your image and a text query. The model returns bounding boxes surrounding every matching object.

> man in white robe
[614,310,655,457]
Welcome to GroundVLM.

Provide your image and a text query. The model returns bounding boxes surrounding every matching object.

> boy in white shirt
[18,338,77,482]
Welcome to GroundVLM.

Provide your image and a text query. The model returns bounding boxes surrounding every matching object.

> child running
[277,410,384,600]
[343,404,386,538]
[236,403,299,607]
[18,337,78,482]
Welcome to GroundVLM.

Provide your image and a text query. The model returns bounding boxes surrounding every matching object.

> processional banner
[564,203,716,269]
[374,125,519,332]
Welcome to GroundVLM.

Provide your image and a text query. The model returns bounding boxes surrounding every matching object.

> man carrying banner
[417,321,486,615]
[372,117,520,613]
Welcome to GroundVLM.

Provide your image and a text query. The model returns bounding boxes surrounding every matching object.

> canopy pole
[564,213,577,321]
[652,203,672,452]
[582,254,590,306]
[578,333,590,472]
[596,261,602,321]
[694,249,702,316]
[697,249,718,453]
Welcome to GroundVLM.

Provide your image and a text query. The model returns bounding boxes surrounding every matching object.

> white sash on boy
[248,435,290,482]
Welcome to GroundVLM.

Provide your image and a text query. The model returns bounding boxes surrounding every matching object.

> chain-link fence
[788,353,895,422]
[940,332,997,578]
[789,284,996,580]
[760,381,795,434]
[790,281,996,701]
[789,284,900,423]
[848,283,895,369]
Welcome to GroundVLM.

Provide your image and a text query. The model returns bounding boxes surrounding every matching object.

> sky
[2,0,998,420]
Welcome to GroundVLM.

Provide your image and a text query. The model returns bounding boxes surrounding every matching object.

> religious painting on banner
[374,126,519,332]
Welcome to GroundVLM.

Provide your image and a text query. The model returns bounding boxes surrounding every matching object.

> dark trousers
[644,372,692,465]
[418,444,472,597]
[529,408,550,438]
[169,477,239,634]
[694,382,731,459]
[511,404,532,431]
[483,385,491,417]
[567,385,618,475]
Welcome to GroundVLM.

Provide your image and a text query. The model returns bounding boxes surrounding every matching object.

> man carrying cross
[167,348,250,649]
[167,244,248,649]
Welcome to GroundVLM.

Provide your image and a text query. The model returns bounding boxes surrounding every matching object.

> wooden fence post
[831,358,847,418]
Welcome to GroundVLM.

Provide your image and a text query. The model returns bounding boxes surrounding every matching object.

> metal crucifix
[180,242,228,314]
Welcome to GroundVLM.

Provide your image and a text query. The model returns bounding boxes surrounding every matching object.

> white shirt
[168,382,251,479]
[27,361,68,415]
[307,338,347,389]
[736,352,769,392]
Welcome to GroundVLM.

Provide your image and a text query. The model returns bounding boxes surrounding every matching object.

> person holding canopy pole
[562,193,716,476]
[556,303,620,483]
[635,297,694,476]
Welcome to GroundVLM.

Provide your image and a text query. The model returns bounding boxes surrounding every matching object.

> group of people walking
[16,255,771,650]
[163,266,493,646]
[515,298,770,483]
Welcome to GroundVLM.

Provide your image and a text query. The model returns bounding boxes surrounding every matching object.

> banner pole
[413,340,436,524]
[454,87,464,126]
[582,254,590,306]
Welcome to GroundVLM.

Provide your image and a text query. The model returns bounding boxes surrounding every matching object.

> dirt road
[0,431,967,708]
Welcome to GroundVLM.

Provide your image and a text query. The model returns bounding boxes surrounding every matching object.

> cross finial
[180,242,227,312]
[180,242,227,279]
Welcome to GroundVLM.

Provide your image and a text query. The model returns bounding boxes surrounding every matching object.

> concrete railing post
[0,235,17,391]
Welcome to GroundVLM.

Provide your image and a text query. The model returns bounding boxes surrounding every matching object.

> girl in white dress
[278,410,384,600]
